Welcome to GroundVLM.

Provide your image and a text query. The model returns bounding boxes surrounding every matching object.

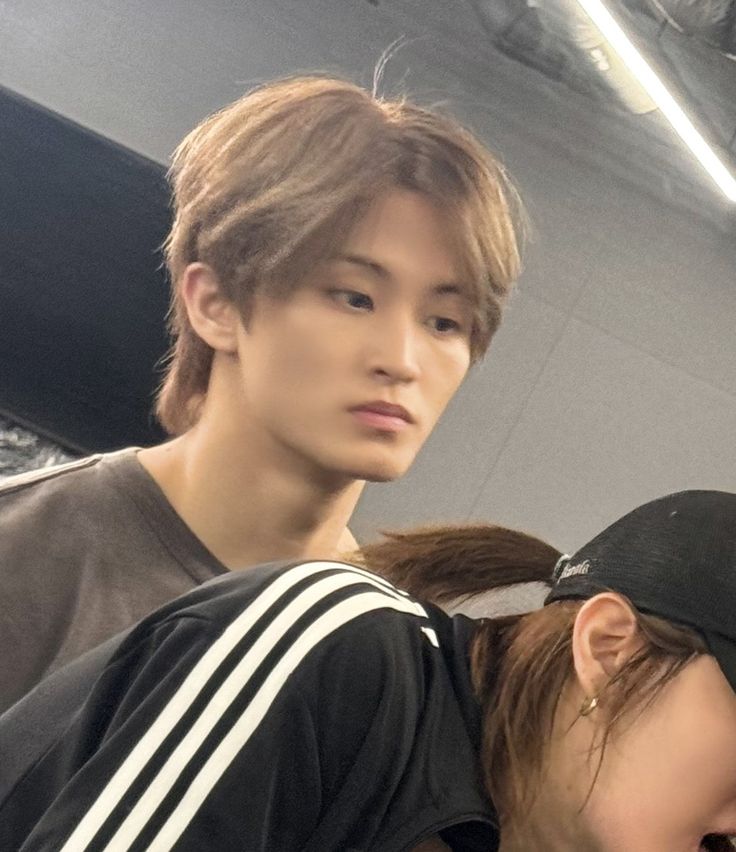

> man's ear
[571,593,644,697]
[181,263,240,354]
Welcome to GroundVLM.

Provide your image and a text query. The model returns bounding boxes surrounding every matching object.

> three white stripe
[59,561,427,852]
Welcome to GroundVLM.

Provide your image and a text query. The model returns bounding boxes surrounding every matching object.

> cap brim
[704,631,736,695]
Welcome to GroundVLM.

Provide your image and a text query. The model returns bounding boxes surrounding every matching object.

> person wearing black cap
[1,490,735,851]
[538,488,736,852]
[546,488,736,691]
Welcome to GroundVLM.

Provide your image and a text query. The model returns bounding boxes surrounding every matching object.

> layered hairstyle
[156,75,525,435]
[353,524,707,833]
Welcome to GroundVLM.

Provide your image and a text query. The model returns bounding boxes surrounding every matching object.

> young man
[0,75,522,712]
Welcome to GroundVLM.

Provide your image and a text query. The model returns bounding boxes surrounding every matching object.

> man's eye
[431,317,463,334]
[329,289,373,310]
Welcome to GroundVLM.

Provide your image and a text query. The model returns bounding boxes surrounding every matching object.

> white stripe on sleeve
[57,562,425,852]
[147,592,420,851]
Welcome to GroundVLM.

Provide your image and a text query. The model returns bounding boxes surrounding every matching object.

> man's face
[231,188,474,483]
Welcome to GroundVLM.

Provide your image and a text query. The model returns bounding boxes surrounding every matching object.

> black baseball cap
[545,490,736,692]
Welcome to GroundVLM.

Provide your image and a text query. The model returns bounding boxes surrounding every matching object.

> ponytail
[351,523,561,605]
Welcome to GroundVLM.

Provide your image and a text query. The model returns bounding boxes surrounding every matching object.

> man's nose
[366,310,422,383]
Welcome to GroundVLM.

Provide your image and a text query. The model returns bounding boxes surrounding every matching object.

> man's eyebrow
[334,254,389,279]
[433,283,471,300]
[335,254,471,300]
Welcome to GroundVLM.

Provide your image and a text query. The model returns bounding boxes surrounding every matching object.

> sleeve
[11,605,430,852]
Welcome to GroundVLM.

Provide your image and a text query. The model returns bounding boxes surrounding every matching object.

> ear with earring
[579,695,599,716]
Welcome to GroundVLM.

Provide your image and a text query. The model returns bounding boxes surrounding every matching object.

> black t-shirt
[0,560,500,852]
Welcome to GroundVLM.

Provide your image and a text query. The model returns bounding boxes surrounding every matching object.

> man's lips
[349,402,414,432]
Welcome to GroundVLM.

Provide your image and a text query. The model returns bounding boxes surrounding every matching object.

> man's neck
[137,426,365,571]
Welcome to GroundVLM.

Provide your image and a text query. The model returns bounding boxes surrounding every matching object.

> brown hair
[475,600,707,831]
[352,523,558,602]
[156,75,524,435]
[355,523,708,829]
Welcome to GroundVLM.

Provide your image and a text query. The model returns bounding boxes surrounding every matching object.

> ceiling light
[574,0,736,202]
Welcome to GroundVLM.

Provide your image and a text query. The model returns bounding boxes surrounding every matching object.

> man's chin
[318,446,416,484]
[346,459,411,483]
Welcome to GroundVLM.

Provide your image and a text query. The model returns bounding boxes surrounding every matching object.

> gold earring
[580,695,599,716]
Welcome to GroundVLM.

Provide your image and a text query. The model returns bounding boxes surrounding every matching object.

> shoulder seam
[0,454,103,496]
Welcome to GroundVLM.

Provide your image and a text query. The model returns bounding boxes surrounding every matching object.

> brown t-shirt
[0,448,226,713]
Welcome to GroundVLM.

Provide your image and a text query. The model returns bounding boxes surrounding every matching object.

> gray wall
[2,0,735,553]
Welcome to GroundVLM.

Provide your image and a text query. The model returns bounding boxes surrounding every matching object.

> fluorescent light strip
[574,0,736,203]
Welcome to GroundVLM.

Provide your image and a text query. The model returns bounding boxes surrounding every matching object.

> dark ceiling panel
[0,86,170,452]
